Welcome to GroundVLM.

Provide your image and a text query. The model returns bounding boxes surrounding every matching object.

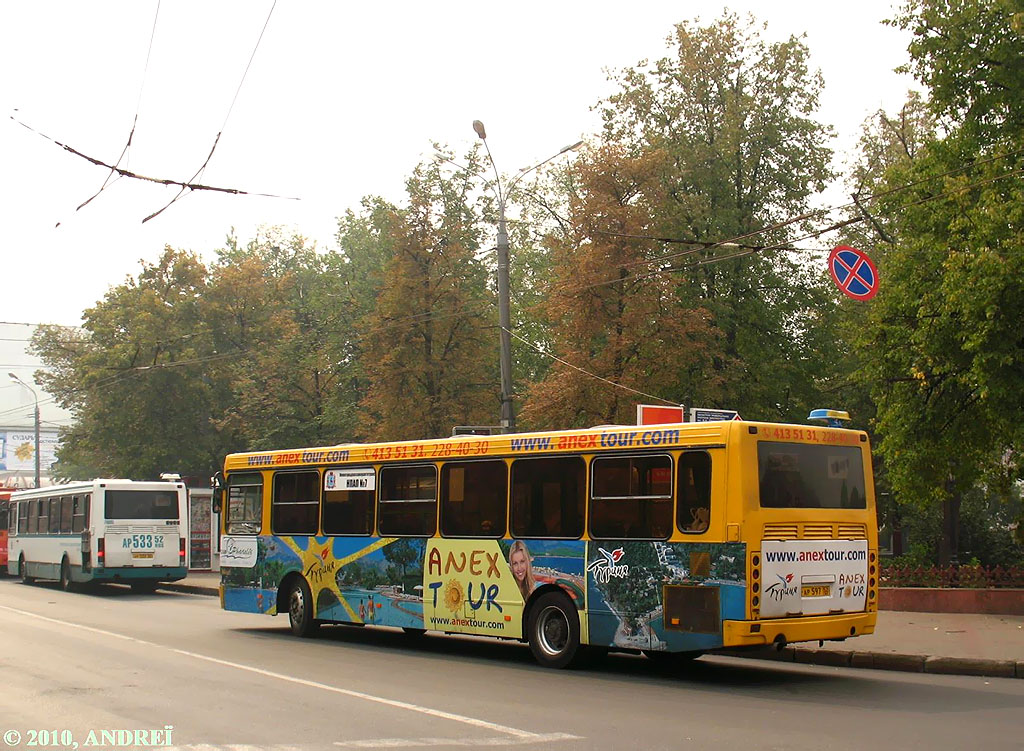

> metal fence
[881,562,1024,588]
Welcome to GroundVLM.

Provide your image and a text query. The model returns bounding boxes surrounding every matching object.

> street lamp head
[472,120,487,140]
[560,140,585,155]
[8,372,18,382]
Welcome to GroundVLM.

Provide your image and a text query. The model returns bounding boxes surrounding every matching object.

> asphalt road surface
[1,579,1021,751]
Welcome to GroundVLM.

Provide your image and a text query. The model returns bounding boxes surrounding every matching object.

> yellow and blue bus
[8,479,189,592]
[216,418,878,668]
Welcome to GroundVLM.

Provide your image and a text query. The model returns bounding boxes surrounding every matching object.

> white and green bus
[7,479,188,592]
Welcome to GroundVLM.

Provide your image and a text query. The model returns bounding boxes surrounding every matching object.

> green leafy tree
[520,145,718,428]
[358,153,496,440]
[596,12,838,421]
[32,248,232,478]
[852,0,1024,564]
[210,230,351,449]
[893,0,1024,145]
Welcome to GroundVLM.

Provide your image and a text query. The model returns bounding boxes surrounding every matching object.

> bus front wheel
[527,592,582,669]
[287,577,320,638]
[19,556,33,585]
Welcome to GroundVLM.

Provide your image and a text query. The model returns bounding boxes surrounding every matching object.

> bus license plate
[802,584,831,598]
[131,551,155,559]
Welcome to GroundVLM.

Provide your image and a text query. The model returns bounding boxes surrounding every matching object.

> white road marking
[334,733,579,747]
[0,604,582,746]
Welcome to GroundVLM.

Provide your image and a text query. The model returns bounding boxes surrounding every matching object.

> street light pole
[472,120,583,432]
[8,372,41,488]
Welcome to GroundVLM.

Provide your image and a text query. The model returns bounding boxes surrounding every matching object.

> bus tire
[19,556,33,584]
[60,558,75,592]
[287,577,319,638]
[527,592,582,669]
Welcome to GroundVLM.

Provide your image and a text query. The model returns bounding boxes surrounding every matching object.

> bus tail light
[868,549,878,610]
[97,537,105,568]
[750,552,761,619]
[179,538,186,567]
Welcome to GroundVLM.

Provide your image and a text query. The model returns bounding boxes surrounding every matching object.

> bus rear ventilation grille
[762,523,799,540]
[763,522,868,540]
[837,523,867,539]
[802,523,836,539]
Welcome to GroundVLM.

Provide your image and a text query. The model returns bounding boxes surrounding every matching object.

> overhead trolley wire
[70,0,163,219]
[144,0,278,223]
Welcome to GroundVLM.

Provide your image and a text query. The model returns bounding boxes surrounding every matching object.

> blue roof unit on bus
[807,408,851,428]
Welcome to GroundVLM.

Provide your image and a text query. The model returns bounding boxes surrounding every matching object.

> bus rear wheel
[527,592,583,669]
[60,558,75,592]
[19,556,33,585]
[287,577,320,638]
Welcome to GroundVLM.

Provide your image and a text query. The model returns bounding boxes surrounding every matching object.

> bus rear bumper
[91,566,188,582]
[722,611,877,648]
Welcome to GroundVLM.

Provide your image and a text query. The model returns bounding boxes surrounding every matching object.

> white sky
[1,1,916,327]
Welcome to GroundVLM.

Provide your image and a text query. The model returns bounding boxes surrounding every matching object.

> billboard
[0,429,60,472]
[636,404,686,425]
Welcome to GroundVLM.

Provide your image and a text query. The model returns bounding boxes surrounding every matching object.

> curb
[721,646,1022,679]
[160,582,219,597]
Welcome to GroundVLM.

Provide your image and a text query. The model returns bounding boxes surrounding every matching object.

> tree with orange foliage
[520,145,719,429]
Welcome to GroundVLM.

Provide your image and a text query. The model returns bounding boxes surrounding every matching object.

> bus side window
[72,496,88,534]
[440,460,507,538]
[271,471,320,535]
[35,499,48,534]
[378,465,437,537]
[590,455,673,540]
[322,467,375,536]
[60,496,74,534]
[676,451,712,533]
[49,498,61,534]
[510,456,585,539]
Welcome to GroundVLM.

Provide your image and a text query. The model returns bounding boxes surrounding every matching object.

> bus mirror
[211,472,225,514]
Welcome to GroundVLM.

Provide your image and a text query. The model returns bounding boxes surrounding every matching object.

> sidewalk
[163,573,1024,679]
[731,610,1024,679]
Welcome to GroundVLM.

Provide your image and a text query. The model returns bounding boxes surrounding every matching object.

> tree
[893,0,1024,145]
[857,138,1024,563]
[32,248,232,478]
[520,145,718,428]
[850,0,1024,564]
[596,12,839,421]
[209,230,352,449]
[358,153,496,440]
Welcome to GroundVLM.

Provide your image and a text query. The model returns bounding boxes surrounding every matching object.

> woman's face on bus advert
[510,549,529,582]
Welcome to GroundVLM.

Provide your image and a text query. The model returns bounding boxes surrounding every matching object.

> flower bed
[881,563,1024,589]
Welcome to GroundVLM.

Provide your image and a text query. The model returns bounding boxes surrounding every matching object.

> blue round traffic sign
[828,245,879,300]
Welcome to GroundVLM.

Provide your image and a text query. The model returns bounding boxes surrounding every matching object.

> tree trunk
[938,478,961,567]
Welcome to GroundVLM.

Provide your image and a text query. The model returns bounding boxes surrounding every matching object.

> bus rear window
[758,443,866,509]
[104,490,180,520]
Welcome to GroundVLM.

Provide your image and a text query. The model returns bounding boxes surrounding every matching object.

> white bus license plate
[125,533,165,558]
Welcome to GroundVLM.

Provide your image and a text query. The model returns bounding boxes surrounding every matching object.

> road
[1,578,1021,751]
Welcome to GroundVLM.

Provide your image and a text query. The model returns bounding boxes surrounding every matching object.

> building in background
[0,321,75,488]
